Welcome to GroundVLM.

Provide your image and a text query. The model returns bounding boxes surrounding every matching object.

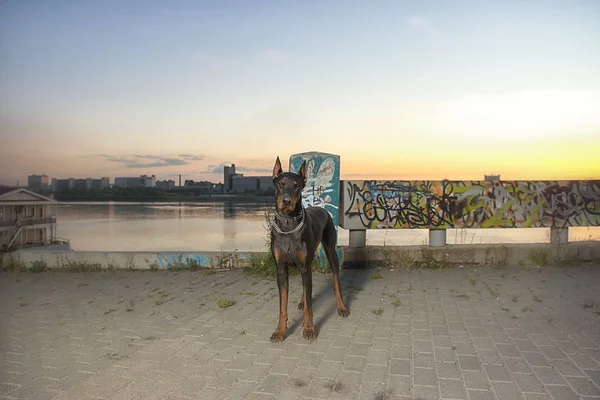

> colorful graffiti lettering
[158,253,211,269]
[341,180,600,229]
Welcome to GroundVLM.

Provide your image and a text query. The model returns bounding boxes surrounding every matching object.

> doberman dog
[269,156,349,342]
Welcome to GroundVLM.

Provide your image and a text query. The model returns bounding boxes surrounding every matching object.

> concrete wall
[1,250,253,270]
[341,180,600,230]
[342,241,600,269]
[3,241,599,271]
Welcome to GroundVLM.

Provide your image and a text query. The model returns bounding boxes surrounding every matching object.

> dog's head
[272,156,306,214]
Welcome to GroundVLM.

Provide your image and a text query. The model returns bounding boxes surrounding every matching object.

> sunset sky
[1,0,599,186]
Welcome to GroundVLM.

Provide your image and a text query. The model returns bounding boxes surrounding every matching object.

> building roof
[0,187,55,203]
[0,187,17,196]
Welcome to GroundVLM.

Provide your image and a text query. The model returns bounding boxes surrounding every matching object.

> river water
[56,202,600,251]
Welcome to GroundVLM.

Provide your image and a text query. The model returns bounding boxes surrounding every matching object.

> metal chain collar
[271,208,305,235]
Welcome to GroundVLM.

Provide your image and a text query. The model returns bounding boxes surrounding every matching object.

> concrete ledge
[1,241,599,271]
[0,250,256,271]
[341,241,600,269]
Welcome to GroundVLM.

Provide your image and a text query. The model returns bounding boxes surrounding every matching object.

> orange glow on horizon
[339,136,600,181]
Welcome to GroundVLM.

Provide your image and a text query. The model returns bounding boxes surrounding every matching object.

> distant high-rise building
[51,177,109,191]
[184,180,214,192]
[91,177,110,190]
[224,164,236,192]
[51,178,74,192]
[73,178,92,190]
[28,174,49,191]
[141,175,156,188]
[258,176,274,194]
[231,176,259,193]
[231,176,275,194]
[156,180,176,190]
[114,175,156,188]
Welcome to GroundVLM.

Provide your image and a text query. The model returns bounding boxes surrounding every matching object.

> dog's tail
[321,213,340,274]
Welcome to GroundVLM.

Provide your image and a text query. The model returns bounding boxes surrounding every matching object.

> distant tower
[28,174,49,190]
[224,164,236,192]
[179,174,182,187]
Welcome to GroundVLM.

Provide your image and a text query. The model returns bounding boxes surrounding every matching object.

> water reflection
[223,219,237,244]
[58,201,273,221]
[57,202,274,251]
[223,200,237,219]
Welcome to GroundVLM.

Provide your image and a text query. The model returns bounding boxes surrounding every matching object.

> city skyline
[22,163,263,187]
[1,1,599,186]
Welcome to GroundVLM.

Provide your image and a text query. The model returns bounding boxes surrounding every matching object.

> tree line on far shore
[49,187,275,202]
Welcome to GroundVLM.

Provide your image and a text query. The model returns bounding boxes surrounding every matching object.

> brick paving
[2,263,600,399]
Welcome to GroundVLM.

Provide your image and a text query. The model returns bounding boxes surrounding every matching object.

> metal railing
[0,217,63,252]
[339,179,600,247]
[16,238,70,249]
[1,237,70,252]
[0,221,22,249]
[0,217,56,228]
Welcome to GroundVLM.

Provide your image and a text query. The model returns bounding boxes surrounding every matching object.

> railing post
[550,227,569,245]
[349,229,366,248]
[345,229,368,269]
[429,229,447,247]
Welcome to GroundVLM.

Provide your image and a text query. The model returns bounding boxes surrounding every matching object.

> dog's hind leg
[322,216,349,317]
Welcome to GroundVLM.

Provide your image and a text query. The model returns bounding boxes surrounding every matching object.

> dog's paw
[270,330,286,342]
[303,327,317,341]
[337,307,350,317]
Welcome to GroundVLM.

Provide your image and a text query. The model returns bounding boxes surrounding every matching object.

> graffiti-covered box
[289,152,342,266]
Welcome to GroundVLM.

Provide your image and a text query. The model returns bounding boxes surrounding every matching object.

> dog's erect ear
[272,157,283,181]
[299,160,307,187]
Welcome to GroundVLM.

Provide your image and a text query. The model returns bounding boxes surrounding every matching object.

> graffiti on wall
[341,180,600,230]
[157,252,252,269]
[158,253,211,269]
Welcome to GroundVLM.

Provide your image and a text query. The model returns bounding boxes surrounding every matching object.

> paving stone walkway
[2,263,600,400]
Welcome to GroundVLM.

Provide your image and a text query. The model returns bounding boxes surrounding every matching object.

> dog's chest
[272,235,307,264]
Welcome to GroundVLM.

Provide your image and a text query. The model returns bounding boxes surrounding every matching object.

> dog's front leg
[270,258,289,342]
[300,263,316,340]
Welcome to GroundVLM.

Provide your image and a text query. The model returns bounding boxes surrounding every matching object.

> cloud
[105,156,136,164]
[103,154,196,168]
[127,158,188,168]
[179,154,204,161]
[405,16,437,35]
[133,154,163,159]
[205,163,271,175]
[206,163,227,174]
[237,166,272,174]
